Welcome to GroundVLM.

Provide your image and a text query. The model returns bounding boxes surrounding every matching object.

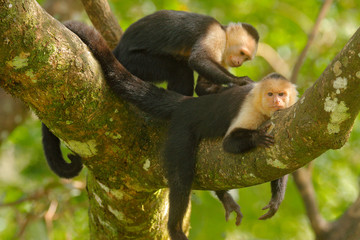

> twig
[292,168,330,235]
[257,43,291,78]
[290,0,333,83]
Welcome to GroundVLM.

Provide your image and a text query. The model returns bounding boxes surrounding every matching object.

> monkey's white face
[263,91,289,114]
[224,26,258,68]
[225,46,251,67]
[253,76,298,117]
[224,40,257,67]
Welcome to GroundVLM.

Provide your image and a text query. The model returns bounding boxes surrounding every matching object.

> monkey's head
[253,73,298,117]
[224,23,259,68]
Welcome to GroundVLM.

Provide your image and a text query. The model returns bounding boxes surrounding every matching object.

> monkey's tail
[42,123,83,178]
[64,21,185,119]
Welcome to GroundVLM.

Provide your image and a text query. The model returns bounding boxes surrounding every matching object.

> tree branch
[290,0,334,83]
[80,0,122,49]
[1,0,360,192]
[257,42,291,78]
[292,168,330,235]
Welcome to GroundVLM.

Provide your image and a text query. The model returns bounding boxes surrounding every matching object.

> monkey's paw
[234,76,253,86]
[221,192,243,226]
[258,199,280,220]
[253,130,274,148]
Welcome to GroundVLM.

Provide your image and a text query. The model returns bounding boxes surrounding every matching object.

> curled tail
[64,21,185,119]
[42,123,83,178]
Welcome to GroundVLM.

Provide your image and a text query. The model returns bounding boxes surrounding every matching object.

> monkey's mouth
[230,61,242,67]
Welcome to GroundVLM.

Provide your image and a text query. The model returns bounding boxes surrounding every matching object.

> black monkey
[113,10,259,96]
[62,22,298,240]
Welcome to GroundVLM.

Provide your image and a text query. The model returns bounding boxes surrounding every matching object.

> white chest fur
[225,93,268,136]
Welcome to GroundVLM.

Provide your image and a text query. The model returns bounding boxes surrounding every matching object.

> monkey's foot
[220,192,243,226]
[259,198,280,220]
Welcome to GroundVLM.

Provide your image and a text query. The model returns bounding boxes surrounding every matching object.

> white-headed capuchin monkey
[113,10,259,96]
[47,22,297,240]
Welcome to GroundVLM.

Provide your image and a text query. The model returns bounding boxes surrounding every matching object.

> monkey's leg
[164,129,197,240]
[259,175,288,220]
[118,51,194,96]
[166,62,194,96]
[168,179,192,240]
[215,190,243,225]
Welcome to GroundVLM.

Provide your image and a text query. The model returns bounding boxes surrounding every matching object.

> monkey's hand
[252,124,275,148]
[258,196,281,220]
[220,192,243,226]
[232,76,254,86]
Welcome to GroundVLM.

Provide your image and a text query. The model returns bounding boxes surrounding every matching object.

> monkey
[44,22,297,240]
[113,10,259,96]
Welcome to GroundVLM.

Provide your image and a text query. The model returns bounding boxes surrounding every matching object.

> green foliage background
[0,0,359,239]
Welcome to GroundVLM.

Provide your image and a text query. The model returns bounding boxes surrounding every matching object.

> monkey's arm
[188,52,252,87]
[222,127,274,154]
[222,128,286,221]
[259,175,288,220]
[195,76,224,96]
[215,190,243,226]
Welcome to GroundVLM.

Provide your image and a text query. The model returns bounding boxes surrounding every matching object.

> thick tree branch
[80,0,122,49]
[1,0,360,193]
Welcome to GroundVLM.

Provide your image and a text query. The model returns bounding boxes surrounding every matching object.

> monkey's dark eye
[267,92,273,96]
[240,51,245,56]
[279,93,284,96]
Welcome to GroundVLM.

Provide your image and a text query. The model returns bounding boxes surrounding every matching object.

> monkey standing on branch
[60,22,298,240]
[113,10,259,96]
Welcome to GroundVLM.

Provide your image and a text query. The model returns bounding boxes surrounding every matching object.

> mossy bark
[1,0,360,238]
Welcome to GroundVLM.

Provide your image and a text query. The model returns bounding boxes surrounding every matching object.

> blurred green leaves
[0,119,88,239]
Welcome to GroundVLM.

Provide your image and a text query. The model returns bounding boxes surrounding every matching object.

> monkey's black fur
[61,21,286,240]
[113,10,259,96]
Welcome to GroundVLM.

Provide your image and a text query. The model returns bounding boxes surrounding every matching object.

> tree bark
[80,0,123,49]
[1,0,360,238]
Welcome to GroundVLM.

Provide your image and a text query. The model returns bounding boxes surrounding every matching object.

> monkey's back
[113,10,221,58]
[172,84,254,138]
